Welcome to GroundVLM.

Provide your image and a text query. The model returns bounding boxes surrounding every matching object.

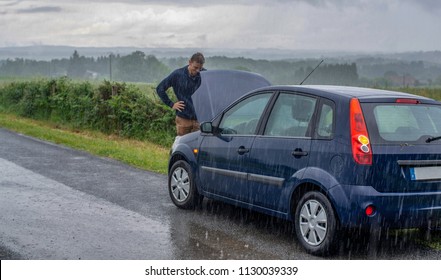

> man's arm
[156,74,175,108]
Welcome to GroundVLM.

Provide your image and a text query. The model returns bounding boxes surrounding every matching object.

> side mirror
[200,122,214,134]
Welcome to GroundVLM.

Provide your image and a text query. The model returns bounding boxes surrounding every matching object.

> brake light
[350,98,372,165]
[396,98,420,104]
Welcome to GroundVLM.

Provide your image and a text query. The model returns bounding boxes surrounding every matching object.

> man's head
[188,52,205,77]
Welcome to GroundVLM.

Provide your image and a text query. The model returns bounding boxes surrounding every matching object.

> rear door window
[363,103,441,143]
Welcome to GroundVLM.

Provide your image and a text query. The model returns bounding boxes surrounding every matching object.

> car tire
[294,191,338,255]
[169,160,202,209]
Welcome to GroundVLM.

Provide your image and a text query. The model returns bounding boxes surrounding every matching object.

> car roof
[255,85,436,102]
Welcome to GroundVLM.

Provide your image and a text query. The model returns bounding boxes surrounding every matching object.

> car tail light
[396,98,420,104]
[350,98,372,165]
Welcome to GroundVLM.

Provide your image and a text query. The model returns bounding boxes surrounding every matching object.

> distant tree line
[0,51,360,85]
[0,50,170,83]
[2,50,441,86]
[198,56,360,85]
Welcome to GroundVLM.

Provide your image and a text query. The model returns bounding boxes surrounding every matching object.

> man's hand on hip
[172,101,185,112]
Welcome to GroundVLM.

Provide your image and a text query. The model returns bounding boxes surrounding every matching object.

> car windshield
[362,103,441,144]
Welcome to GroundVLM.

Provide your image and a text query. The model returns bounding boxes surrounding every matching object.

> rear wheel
[294,191,338,255]
[168,160,202,209]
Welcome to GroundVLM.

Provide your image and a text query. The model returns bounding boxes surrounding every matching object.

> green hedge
[2,78,439,148]
[0,78,176,147]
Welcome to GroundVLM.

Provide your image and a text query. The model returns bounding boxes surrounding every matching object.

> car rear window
[362,103,441,144]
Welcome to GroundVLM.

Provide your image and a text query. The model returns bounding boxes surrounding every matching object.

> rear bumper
[328,184,441,229]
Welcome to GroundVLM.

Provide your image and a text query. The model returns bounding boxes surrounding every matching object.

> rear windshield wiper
[426,136,441,143]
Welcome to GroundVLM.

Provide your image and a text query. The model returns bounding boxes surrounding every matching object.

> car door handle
[237,146,250,155]
[292,149,308,158]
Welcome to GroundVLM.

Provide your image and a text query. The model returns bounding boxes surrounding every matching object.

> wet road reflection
[166,199,441,260]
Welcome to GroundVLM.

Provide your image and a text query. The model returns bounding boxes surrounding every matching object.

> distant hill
[1,45,441,86]
[0,45,353,60]
[2,45,440,63]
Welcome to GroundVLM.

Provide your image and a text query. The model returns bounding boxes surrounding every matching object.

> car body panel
[198,134,255,202]
[247,136,311,213]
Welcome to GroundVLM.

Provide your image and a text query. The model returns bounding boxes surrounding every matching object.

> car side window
[219,93,272,135]
[264,93,317,137]
[317,102,334,138]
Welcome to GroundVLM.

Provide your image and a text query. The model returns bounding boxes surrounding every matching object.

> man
[156,52,205,136]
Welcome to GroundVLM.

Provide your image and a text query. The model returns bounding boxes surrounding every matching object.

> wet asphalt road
[1,127,440,260]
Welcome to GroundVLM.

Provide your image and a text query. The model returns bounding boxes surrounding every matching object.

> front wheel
[294,191,338,255]
[168,160,202,209]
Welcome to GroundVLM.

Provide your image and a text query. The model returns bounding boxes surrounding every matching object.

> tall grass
[0,113,169,174]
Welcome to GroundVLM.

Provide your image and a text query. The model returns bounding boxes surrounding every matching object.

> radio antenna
[299,59,324,85]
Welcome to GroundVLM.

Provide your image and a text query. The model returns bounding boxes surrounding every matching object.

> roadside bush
[50,78,95,127]
[0,82,24,112]
[0,78,175,147]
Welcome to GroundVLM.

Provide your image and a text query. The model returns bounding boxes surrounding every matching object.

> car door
[198,92,273,201]
[247,92,317,213]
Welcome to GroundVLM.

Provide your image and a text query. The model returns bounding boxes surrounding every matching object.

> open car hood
[193,70,271,122]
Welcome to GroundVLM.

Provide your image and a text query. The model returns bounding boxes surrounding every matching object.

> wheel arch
[168,145,198,174]
[288,179,341,227]
[168,153,188,173]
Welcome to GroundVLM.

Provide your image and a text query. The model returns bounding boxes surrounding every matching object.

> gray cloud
[30,0,441,7]
[53,0,373,8]
[403,0,441,12]
[0,1,23,7]
[16,6,62,14]
[0,0,439,52]
[0,0,20,14]
[13,0,437,10]
[30,0,341,7]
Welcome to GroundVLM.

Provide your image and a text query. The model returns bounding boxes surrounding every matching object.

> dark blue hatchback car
[168,70,441,255]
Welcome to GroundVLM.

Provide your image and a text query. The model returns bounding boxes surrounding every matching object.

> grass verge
[0,112,169,174]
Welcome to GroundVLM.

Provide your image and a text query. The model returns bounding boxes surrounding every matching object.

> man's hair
[190,52,205,64]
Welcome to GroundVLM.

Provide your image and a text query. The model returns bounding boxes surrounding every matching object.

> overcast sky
[1,0,440,52]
